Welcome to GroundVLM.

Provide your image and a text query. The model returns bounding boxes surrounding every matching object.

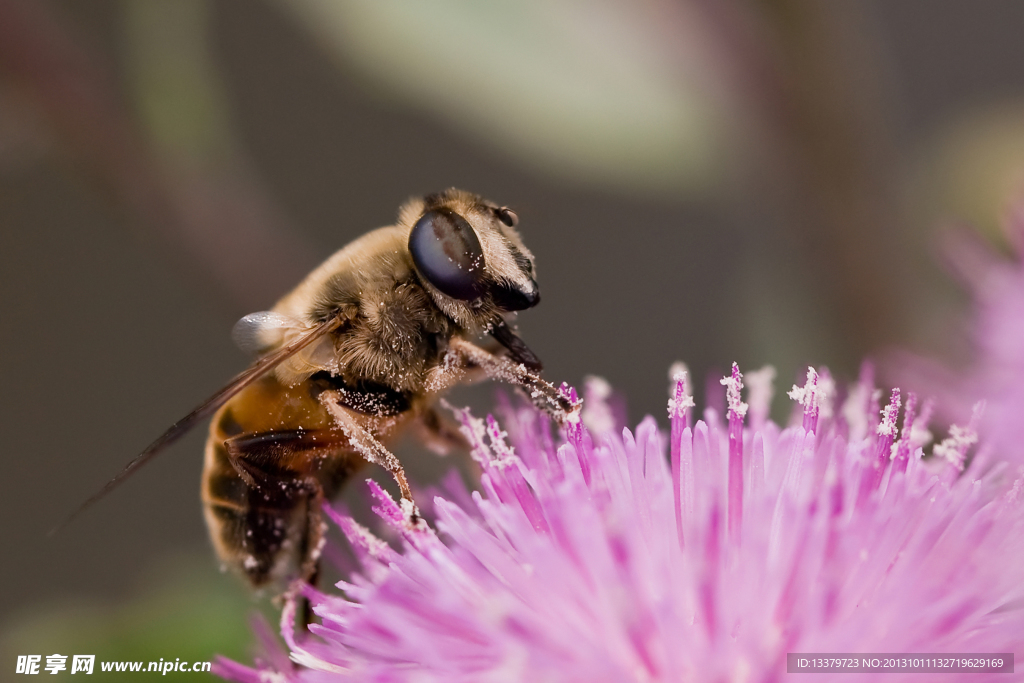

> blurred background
[4,0,1024,678]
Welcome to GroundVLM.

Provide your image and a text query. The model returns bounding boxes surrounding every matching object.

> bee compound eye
[409,208,487,301]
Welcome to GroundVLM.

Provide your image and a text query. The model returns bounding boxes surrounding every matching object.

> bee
[63,188,579,590]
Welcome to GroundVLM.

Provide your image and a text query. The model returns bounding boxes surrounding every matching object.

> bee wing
[231,311,302,356]
[51,314,346,534]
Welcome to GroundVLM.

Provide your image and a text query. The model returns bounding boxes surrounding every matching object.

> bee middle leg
[412,406,470,456]
[317,393,416,509]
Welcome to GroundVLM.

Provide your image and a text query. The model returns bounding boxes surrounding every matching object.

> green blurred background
[4,0,1024,679]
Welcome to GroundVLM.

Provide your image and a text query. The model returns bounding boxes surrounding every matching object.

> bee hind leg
[222,430,356,587]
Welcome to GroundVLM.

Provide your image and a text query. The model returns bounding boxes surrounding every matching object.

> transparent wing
[231,311,304,356]
[51,314,346,534]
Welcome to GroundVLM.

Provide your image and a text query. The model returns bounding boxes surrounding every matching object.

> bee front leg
[318,392,416,512]
[441,337,582,424]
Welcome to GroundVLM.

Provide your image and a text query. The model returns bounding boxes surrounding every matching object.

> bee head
[403,189,540,327]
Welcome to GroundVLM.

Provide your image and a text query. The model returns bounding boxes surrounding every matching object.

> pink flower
[899,207,1024,466]
[949,217,1024,465]
[216,364,1024,682]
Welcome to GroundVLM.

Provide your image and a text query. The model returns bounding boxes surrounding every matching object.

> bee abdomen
[201,398,363,588]
[202,418,302,586]
[203,498,302,587]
